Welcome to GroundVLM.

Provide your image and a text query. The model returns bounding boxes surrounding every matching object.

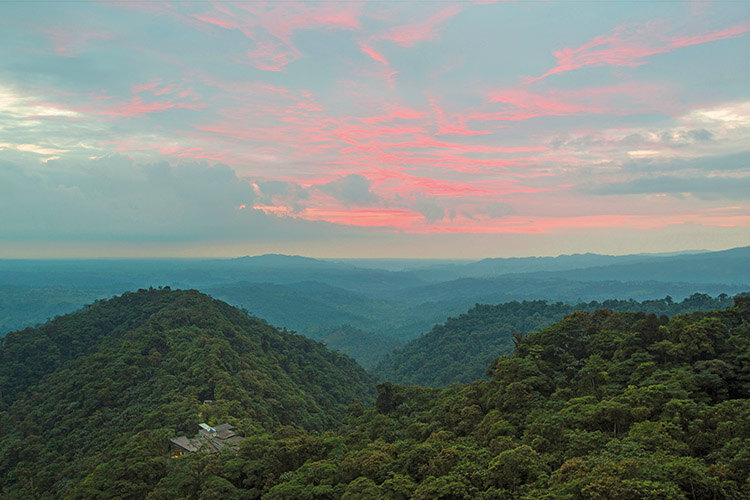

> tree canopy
[1,290,748,499]
[374,294,739,387]
[0,288,375,498]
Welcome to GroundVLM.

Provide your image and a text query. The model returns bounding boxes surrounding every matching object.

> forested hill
[0,288,375,499]
[374,293,740,387]
[123,296,750,499]
[319,325,404,370]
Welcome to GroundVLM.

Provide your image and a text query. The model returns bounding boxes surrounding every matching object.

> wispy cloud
[41,27,113,57]
[1,1,748,251]
[530,21,750,82]
[377,5,462,47]
[189,2,362,71]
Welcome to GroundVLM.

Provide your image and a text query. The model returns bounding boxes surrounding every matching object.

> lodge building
[170,423,244,457]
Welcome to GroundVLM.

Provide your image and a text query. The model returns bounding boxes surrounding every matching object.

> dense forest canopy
[375,293,739,387]
[0,289,375,498]
[319,325,404,371]
[143,296,750,499]
[1,290,749,498]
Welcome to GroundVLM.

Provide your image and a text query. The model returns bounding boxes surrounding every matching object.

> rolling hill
[57,296,750,499]
[0,288,375,498]
[374,293,741,386]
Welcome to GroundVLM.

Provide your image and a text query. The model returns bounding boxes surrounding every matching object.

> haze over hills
[525,246,750,285]
[2,246,747,290]
[402,246,749,283]
[319,325,404,371]
[388,277,747,305]
[1,247,748,371]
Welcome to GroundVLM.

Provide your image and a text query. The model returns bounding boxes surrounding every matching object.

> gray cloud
[482,201,513,218]
[548,128,715,152]
[588,174,750,200]
[319,174,379,206]
[622,150,750,174]
[254,179,310,213]
[579,150,750,199]
[0,156,349,241]
[414,197,446,223]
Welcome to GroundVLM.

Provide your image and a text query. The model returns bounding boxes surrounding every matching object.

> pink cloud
[245,39,297,72]
[486,88,608,118]
[366,168,529,197]
[191,14,239,30]
[360,107,426,123]
[42,27,112,57]
[379,5,462,47]
[302,207,426,229]
[333,125,426,142]
[188,2,363,71]
[359,42,389,66]
[296,210,669,235]
[357,42,399,87]
[340,136,545,154]
[532,21,750,82]
[670,23,750,48]
[436,124,491,136]
[474,82,669,122]
[428,96,491,136]
[131,80,162,94]
[103,137,233,162]
[92,96,203,118]
[356,4,462,84]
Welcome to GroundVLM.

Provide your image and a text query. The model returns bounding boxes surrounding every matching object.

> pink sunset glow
[532,21,750,82]
[1,0,747,256]
[377,5,462,47]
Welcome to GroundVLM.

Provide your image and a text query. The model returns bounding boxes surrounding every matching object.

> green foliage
[0,289,375,498]
[320,325,403,370]
[2,290,749,499]
[374,294,738,387]
[147,296,748,499]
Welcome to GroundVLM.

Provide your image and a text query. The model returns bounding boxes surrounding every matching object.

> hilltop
[144,297,750,498]
[0,288,375,498]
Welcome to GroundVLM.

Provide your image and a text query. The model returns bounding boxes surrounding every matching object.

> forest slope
[146,297,750,499]
[374,293,740,387]
[320,325,404,370]
[0,288,375,498]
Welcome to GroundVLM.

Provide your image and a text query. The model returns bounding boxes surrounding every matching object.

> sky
[0,0,748,258]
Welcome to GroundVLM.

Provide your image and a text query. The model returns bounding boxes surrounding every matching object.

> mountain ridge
[0,288,376,498]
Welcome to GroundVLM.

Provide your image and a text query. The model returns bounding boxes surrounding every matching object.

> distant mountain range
[400,246,750,283]
[1,247,747,370]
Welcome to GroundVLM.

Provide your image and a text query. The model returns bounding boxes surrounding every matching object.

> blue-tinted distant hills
[2,246,746,290]
[387,276,746,305]
[1,247,748,371]
[401,246,749,283]
[229,253,342,269]
[524,246,750,284]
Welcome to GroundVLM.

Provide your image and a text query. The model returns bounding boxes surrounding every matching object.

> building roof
[215,424,236,440]
[170,436,200,452]
[171,423,243,455]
